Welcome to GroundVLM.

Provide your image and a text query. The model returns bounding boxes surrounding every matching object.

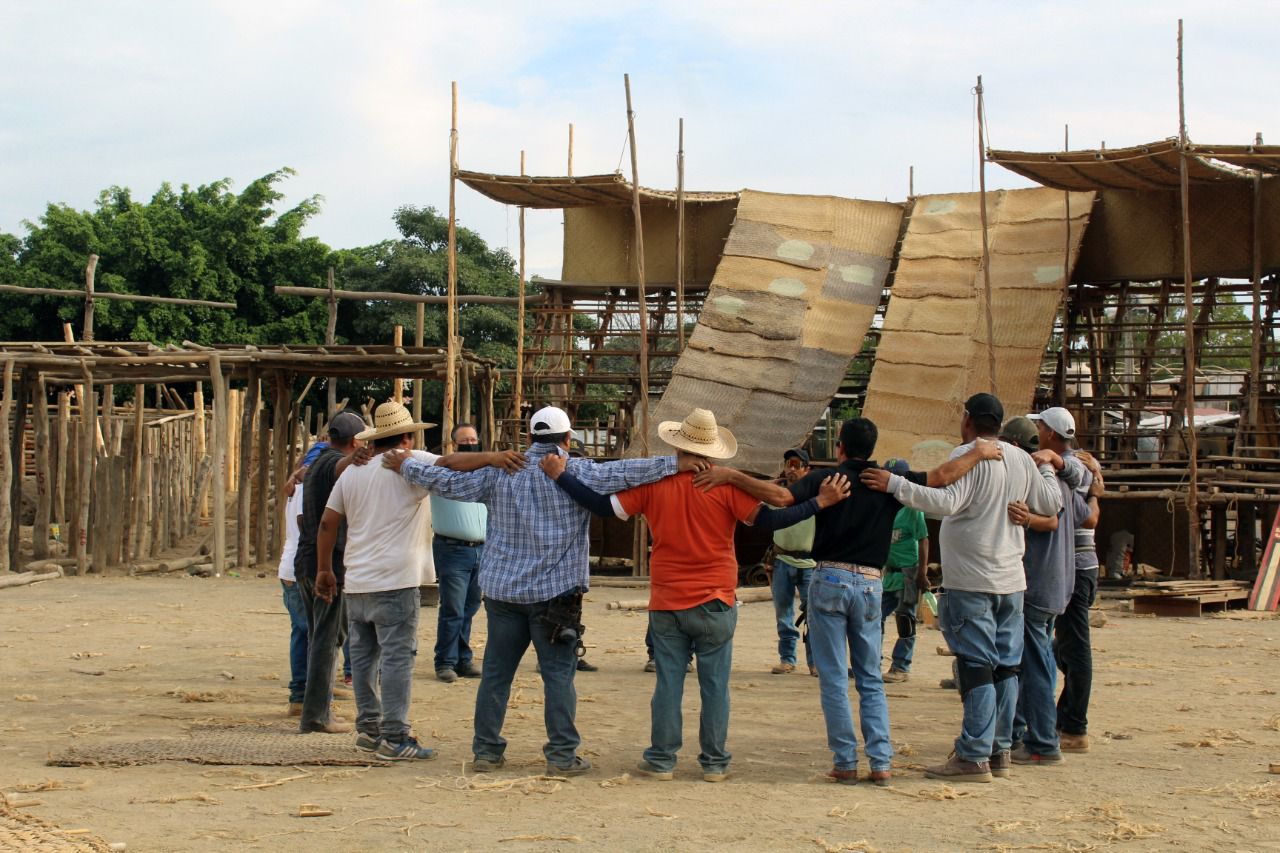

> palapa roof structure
[988,138,1280,191]
[455,170,738,208]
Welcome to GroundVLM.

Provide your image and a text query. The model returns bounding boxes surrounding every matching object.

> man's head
[452,422,480,451]
[529,405,575,448]
[357,400,434,450]
[657,408,737,460]
[567,437,587,459]
[999,416,1040,454]
[961,393,1004,441]
[837,418,877,462]
[782,448,810,483]
[1028,406,1075,453]
[325,411,367,452]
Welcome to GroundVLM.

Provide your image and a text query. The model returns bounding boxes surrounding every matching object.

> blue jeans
[1013,603,1060,755]
[346,587,419,742]
[282,581,309,703]
[473,597,581,767]
[433,539,483,671]
[879,569,919,672]
[938,589,1024,762]
[807,568,893,772]
[645,600,737,773]
[771,559,812,666]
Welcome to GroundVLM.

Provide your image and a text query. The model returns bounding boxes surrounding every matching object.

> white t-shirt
[325,450,439,593]
[277,484,304,581]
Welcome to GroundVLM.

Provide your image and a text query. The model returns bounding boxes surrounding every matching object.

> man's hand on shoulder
[691,464,734,491]
[678,456,712,475]
[382,448,412,472]
[1031,449,1064,470]
[540,453,567,481]
[975,438,1003,461]
[488,450,526,475]
[859,467,891,493]
[349,445,374,467]
[816,473,851,508]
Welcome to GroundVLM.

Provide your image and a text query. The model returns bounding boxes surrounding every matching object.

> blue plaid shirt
[400,444,676,603]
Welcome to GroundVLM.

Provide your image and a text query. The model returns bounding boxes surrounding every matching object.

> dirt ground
[2,574,1279,853]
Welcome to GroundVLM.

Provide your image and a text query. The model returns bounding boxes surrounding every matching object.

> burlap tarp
[641,190,903,474]
[862,187,1096,468]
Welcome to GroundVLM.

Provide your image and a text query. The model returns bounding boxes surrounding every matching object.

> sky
[2,1,1277,281]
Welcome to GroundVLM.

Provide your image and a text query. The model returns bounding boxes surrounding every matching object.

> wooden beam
[272,286,542,306]
[209,354,228,576]
[0,283,235,310]
[0,361,12,572]
[83,255,98,342]
[444,80,460,453]
[1177,19,1202,576]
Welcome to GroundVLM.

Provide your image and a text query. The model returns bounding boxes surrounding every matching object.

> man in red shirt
[543,408,848,782]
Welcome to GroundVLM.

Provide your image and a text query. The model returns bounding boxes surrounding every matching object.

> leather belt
[775,547,812,559]
[436,534,483,548]
[818,560,882,579]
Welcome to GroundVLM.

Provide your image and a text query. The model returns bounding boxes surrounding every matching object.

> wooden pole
[76,366,94,575]
[392,326,404,402]
[624,73,651,457]
[676,118,687,352]
[567,122,575,178]
[444,80,460,453]
[1176,18,1202,577]
[0,361,12,573]
[8,369,29,571]
[83,255,98,342]
[1057,124,1073,407]
[1249,132,1264,453]
[255,406,270,564]
[194,380,207,519]
[55,392,69,531]
[515,149,527,444]
[209,354,228,576]
[0,283,235,310]
[326,266,338,417]
[271,371,290,559]
[126,384,144,560]
[412,301,424,438]
[975,76,998,397]
[236,369,259,568]
[33,375,51,560]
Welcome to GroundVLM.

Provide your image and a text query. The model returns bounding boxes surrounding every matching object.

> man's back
[616,472,759,610]
[294,448,345,582]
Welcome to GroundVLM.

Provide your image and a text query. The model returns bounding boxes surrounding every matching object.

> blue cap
[883,457,911,476]
[302,442,329,466]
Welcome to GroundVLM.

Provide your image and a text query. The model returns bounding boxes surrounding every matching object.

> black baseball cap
[326,411,367,442]
[783,448,810,466]
[964,393,1004,427]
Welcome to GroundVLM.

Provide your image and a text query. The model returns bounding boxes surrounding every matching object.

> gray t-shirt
[888,439,1063,595]
[1024,484,1090,615]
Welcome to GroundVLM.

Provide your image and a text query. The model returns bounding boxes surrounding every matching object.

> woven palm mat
[0,795,111,852]
[47,722,389,768]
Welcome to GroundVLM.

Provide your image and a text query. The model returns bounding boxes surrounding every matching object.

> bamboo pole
[209,354,228,576]
[676,117,687,352]
[76,366,94,575]
[271,371,290,558]
[1176,18,1201,577]
[0,283,236,310]
[55,392,69,536]
[412,301,424,438]
[254,407,270,565]
[326,266,338,417]
[444,80,460,453]
[33,375,51,560]
[567,122,575,177]
[1249,132,1264,453]
[194,380,207,519]
[393,326,404,402]
[975,75,998,397]
[624,73,651,457]
[273,286,538,306]
[237,370,259,568]
[8,369,29,570]
[0,361,12,572]
[100,383,113,452]
[125,384,144,560]
[83,255,98,342]
[515,149,527,443]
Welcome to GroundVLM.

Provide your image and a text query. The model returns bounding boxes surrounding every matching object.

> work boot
[989,750,1011,779]
[472,755,506,772]
[924,752,993,783]
[300,716,353,734]
[455,662,482,678]
[1011,746,1064,765]
[883,668,909,683]
[1058,732,1090,753]
[546,756,591,777]
[634,760,674,781]
[576,659,599,672]
[771,661,796,675]
[436,668,458,683]
[827,767,858,785]
[867,769,892,787]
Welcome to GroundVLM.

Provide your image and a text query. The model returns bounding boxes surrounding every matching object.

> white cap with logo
[1028,406,1076,440]
[529,405,578,439]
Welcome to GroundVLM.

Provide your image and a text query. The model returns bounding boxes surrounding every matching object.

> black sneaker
[436,668,458,683]
[546,756,591,777]
[576,659,599,672]
[455,662,482,678]
[376,737,437,761]
[354,732,382,753]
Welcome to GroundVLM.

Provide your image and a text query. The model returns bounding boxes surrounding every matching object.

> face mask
[456,443,482,452]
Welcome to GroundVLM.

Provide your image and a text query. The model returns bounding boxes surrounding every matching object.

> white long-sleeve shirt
[887,441,1063,595]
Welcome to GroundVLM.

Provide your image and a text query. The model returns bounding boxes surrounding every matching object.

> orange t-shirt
[615,472,761,611]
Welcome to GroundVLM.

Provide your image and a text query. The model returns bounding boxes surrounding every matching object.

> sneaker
[436,668,458,683]
[883,668,909,683]
[546,756,591,777]
[376,736,437,761]
[644,658,656,673]
[989,750,1011,778]
[1058,732,1090,753]
[576,659,599,672]
[702,768,730,783]
[287,702,303,717]
[924,752,993,783]
[455,662,482,678]
[634,760,674,781]
[472,755,506,772]
[868,769,891,787]
[771,661,796,675]
[1011,746,1064,765]
[355,732,382,753]
[827,768,858,785]
[300,716,353,734]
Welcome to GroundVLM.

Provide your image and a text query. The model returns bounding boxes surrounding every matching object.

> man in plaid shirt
[383,405,691,777]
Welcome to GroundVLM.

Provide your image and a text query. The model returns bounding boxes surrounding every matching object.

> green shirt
[772,516,816,569]
[883,507,927,592]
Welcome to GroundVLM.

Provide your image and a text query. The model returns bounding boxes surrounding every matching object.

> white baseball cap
[1027,406,1076,440]
[529,405,577,439]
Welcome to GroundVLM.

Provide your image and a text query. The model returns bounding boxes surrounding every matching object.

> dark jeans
[645,600,737,773]
[298,575,347,730]
[281,581,309,703]
[433,539,483,671]
[473,597,581,767]
[1054,568,1098,735]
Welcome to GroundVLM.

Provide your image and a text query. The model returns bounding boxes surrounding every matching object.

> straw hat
[657,408,737,459]
[356,401,436,441]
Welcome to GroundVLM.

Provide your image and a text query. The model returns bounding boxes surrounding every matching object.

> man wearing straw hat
[316,401,520,760]
[383,405,695,777]
[542,408,852,783]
